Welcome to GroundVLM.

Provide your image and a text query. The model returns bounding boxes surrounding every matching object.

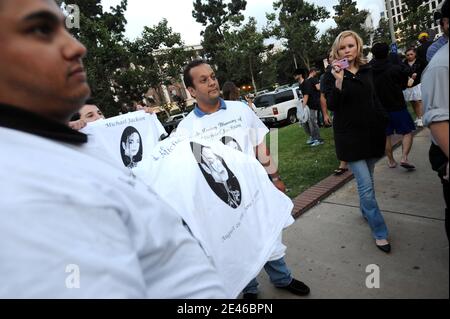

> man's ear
[187,87,196,98]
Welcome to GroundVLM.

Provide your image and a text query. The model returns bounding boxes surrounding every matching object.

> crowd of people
[0,0,448,299]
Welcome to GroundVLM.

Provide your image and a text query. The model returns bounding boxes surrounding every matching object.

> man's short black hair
[183,59,207,89]
[70,112,81,121]
[405,47,416,54]
[293,68,307,78]
[371,42,389,59]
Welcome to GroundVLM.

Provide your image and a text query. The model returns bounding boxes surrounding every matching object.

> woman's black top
[323,64,388,162]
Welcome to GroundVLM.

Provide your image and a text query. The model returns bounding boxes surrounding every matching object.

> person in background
[416,32,433,65]
[370,42,416,171]
[222,81,240,101]
[302,67,324,147]
[403,47,426,127]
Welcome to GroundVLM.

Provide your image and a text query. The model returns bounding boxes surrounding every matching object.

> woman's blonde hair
[330,30,367,67]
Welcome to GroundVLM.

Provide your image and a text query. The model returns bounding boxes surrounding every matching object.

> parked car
[256,89,270,96]
[163,112,188,134]
[253,88,303,126]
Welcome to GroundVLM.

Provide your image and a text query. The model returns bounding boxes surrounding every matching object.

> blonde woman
[323,31,391,253]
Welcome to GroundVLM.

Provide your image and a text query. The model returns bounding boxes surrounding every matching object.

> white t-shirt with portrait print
[143,136,294,298]
[80,111,166,174]
[176,100,269,157]
[176,100,294,262]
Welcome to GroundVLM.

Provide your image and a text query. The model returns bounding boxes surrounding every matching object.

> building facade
[381,0,444,39]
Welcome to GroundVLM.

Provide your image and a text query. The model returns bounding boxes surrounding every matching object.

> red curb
[291,128,423,219]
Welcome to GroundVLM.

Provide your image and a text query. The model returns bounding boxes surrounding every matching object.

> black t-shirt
[303,77,321,110]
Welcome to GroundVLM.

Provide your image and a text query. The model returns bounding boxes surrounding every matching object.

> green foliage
[266,124,339,198]
[373,18,392,45]
[267,0,329,70]
[61,0,187,117]
[397,0,434,49]
[219,17,267,88]
[192,0,250,84]
[320,0,372,59]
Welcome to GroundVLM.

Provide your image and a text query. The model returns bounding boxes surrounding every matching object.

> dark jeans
[429,143,449,241]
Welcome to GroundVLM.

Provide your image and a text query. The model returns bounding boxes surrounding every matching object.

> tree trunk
[249,55,257,94]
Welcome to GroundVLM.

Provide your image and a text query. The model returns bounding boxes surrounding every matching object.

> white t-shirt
[177,101,292,263]
[176,101,269,157]
[81,111,165,174]
[144,136,294,298]
[0,127,225,299]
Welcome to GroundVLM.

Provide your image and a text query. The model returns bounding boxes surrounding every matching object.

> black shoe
[278,278,310,296]
[376,243,391,253]
[243,293,258,300]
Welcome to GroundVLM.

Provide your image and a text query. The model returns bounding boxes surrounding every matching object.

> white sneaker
[310,140,323,147]
[416,118,423,127]
[306,137,314,145]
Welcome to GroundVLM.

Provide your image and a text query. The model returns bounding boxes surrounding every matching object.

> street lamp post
[385,0,397,44]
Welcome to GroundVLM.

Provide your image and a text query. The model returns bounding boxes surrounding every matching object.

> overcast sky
[101,0,385,45]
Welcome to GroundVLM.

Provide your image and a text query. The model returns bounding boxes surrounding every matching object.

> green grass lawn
[267,123,340,199]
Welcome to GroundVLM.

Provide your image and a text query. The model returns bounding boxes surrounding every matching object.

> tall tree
[61,1,188,117]
[332,0,371,43]
[373,18,392,45]
[397,0,434,49]
[122,19,188,109]
[61,0,129,116]
[192,0,247,82]
[320,0,373,58]
[218,17,267,90]
[266,0,329,70]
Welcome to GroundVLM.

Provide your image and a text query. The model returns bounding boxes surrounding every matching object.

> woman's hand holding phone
[331,59,347,90]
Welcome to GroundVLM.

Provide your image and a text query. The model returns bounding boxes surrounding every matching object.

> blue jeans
[242,257,292,294]
[348,158,388,240]
[302,109,321,141]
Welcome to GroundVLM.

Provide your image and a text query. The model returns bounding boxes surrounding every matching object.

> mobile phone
[337,58,349,69]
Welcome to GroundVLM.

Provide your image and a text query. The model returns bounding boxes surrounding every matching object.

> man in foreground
[0,0,225,298]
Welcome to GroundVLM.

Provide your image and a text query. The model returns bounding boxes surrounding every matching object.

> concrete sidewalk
[256,128,449,299]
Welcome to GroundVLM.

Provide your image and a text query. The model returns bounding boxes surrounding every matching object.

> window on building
[392,8,395,16]
[432,1,437,9]
[390,0,394,8]
[393,16,397,24]
[395,0,399,6]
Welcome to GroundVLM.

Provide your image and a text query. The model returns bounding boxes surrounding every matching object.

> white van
[253,87,303,125]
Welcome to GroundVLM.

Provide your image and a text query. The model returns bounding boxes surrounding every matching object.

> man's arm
[429,121,449,180]
[255,141,286,193]
[320,93,331,126]
[430,122,449,158]
[302,94,309,107]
